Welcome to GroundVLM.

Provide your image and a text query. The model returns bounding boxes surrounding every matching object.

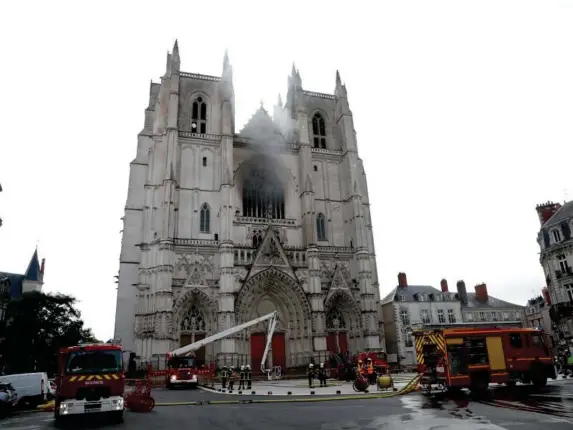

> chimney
[475,283,489,302]
[536,201,562,226]
[398,272,408,288]
[440,279,449,293]
[542,287,551,305]
[456,280,468,305]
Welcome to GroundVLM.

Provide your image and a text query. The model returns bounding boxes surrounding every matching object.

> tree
[0,291,99,375]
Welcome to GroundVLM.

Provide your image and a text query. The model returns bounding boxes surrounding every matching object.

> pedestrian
[307,363,315,388]
[239,365,246,390]
[246,365,252,390]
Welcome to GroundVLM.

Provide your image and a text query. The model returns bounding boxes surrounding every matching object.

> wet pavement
[3,378,573,429]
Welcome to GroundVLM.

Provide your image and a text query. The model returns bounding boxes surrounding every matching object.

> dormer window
[433,293,442,302]
[397,294,405,302]
[552,229,562,243]
[416,293,425,302]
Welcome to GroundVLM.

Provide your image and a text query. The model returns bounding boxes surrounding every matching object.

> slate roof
[543,200,573,228]
[0,250,43,299]
[381,285,445,305]
[462,293,523,309]
[381,284,523,310]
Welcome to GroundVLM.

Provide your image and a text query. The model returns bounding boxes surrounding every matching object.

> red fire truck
[414,326,556,393]
[165,353,199,389]
[53,341,125,425]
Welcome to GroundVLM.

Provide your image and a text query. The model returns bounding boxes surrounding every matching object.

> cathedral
[114,41,383,369]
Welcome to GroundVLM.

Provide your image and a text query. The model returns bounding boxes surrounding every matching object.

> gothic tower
[114,43,383,367]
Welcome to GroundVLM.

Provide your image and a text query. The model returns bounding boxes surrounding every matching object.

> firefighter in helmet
[366,357,376,384]
[221,366,228,389]
[228,366,236,391]
[318,363,328,387]
[239,365,246,390]
[307,363,315,388]
[246,364,252,390]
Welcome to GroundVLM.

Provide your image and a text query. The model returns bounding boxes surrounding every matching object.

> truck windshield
[66,350,122,375]
[168,357,196,369]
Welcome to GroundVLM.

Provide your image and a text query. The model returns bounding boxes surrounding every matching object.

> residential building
[113,41,382,368]
[381,273,462,366]
[524,289,552,334]
[535,200,573,344]
[457,281,524,326]
[0,249,45,321]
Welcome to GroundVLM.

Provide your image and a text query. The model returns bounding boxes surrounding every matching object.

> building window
[558,254,570,273]
[565,284,573,302]
[514,311,521,321]
[200,203,210,233]
[447,309,456,323]
[397,294,405,302]
[191,96,207,134]
[492,312,499,321]
[313,165,318,172]
[405,332,414,348]
[438,309,445,324]
[400,310,410,326]
[311,113,326,149]
[202,157,207,167]
[503,311,510,321]
[466,312,474,321]
[252,229,264,248]
[316,213,326,241]
[479,311,486,322]
[242,167,285,219]
[552,229,562,243]
[421,310,431,324]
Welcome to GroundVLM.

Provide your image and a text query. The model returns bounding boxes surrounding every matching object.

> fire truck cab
[54,342,125,425]
[414,326,556,393]
[165,354,199,389]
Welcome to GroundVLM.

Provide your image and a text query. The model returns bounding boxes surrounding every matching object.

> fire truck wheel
[530,363,547,389]
[469,376,489,394]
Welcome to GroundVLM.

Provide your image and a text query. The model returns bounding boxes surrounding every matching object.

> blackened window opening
[316,213,326,241]
[191,97,207,134]
[312,113,326,149]
[242,168,285,219]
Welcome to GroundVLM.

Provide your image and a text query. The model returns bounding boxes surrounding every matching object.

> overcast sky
[1,0,572,341]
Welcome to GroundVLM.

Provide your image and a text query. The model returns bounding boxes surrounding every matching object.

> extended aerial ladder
[168,311,279,375]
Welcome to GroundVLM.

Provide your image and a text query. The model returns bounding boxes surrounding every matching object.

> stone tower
[114,42,383,368]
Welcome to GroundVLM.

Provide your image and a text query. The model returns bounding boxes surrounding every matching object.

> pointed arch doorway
[179,305,207,365]
[325,308,348,354]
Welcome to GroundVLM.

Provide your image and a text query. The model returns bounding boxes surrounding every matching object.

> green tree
[0,291,98,375]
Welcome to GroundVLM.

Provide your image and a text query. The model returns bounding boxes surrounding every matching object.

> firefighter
[366,358,376,385]
[357,360,364,376]
[239,365,246,390]
[307,363,315,388]
[221,366,228,389]
[228,366,236,391]
[246,364,252,390]
[318,363,327,387]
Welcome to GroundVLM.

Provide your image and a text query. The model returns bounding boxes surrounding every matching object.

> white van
[0,372,49,407]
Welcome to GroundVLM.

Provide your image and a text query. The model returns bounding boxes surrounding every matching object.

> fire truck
[355,350,389,374]
[165,311,278,389]
[53,341,125,426]
[414,325,556,393]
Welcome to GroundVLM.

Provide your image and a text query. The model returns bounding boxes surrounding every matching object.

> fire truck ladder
[168,311,279,377]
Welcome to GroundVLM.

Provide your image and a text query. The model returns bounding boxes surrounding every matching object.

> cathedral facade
[114,41,384,369]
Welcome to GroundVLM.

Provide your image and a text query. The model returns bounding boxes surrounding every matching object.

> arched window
[200,203,210,233]
[316,213,326,241]
[252,229,264,248]
[181,305,206,332]
[191,96,207,134]
[326,308,346,329]
[242,168,285,219]
[311,113,326,149]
